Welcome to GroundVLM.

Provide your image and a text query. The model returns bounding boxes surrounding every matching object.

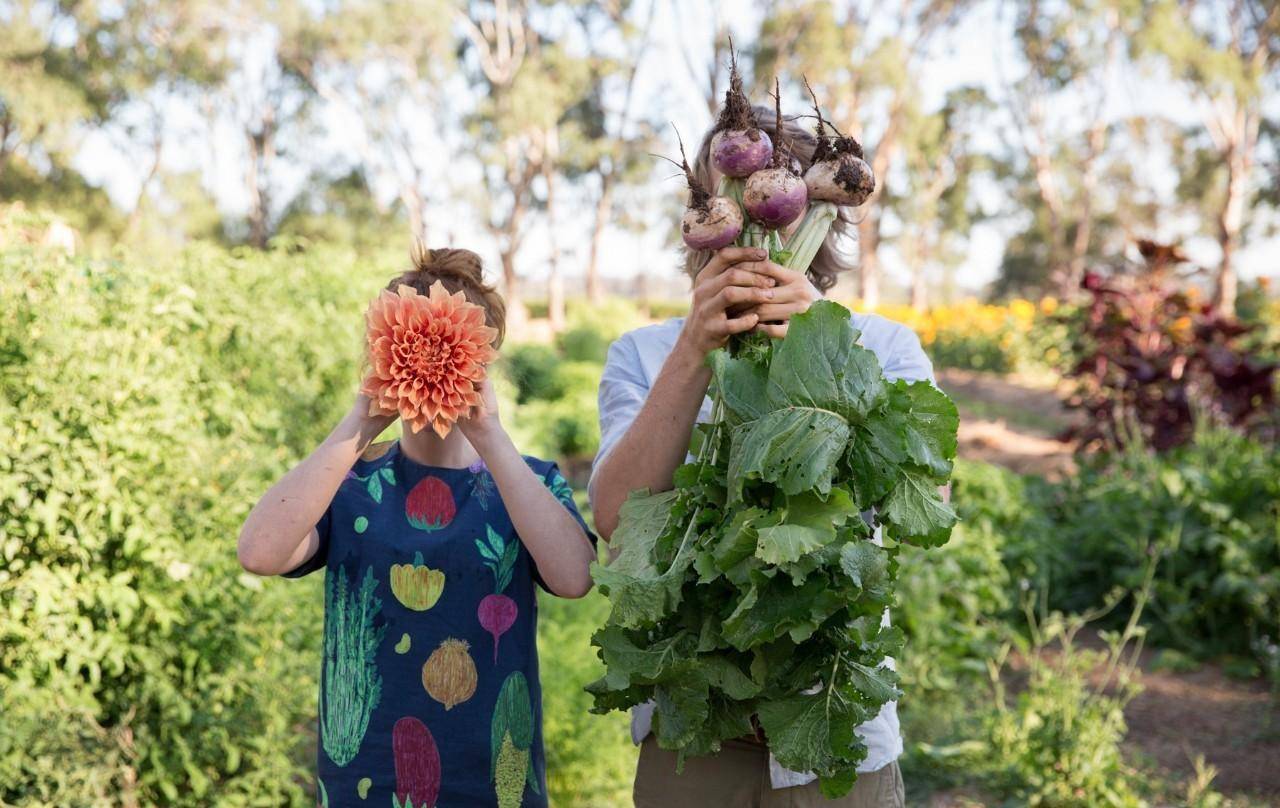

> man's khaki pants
[633,736,906,808]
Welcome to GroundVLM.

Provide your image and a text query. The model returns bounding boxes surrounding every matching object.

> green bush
[0,241,635,806]
[504,343,565,404]
[538,593,635,807]
[0,243,387,805]
[1039,429,1280,664]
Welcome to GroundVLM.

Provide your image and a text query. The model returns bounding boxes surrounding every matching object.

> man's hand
[677,246,779,357]
[747,262,823,339]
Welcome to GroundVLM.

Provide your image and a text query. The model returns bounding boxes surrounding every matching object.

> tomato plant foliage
[587,301,959,796]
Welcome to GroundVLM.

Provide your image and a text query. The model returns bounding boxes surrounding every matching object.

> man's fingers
[721,312,761,335]
[695,247,769,284]
[749,300,811,321]
[708,267,778,295]
[713,284,774,310]
[754,322,789,339]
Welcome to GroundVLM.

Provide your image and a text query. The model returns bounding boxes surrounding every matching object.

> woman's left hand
[457,377,503,442]
[746,262,822,338]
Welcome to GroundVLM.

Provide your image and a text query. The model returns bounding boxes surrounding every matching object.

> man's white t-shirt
[588,313,936,788]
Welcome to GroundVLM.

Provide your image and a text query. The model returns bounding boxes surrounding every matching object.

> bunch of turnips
[679,55,875,258]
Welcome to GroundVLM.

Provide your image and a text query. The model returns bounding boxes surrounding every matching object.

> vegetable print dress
[283,440,593,808]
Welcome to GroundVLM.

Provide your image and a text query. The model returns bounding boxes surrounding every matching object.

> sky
[74,0,1277,299]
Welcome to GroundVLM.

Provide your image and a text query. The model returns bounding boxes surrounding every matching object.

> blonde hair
[685,105,856,293]
[386,242,507,347]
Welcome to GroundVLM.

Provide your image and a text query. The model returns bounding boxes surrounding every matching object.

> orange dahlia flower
[361,282,499,437]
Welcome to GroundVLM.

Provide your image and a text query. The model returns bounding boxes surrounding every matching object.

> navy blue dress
[283,440,593,808]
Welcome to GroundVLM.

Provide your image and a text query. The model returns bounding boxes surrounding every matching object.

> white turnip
[743,80,808,230]
[803,79,875,206]
[668,130,744,251]
[709,42,773,178]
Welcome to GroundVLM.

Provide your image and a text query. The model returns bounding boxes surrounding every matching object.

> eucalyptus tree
[754,0,974,308]
[1137,0,1278,315]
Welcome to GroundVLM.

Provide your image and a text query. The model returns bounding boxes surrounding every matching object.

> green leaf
[711,508,771,572]
[712,350,770,421]
[592,626,692,690]
[767,301,886,419]
[728,407,849,502]
[608,490,678,577]
[755,525,830,565]
[838,541,890,600]
[756,693,869,777]
[722,576,844,650]
[891,380,959,478]
[379,466,396,484]
[701,655,763,700]
[652,673,710,748]
[367,474,383,504]
[882,470,958,546]
[845,661,901,705]
[843,420,907,508]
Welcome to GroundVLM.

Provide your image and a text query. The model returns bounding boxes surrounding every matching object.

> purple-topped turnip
[803,78,875,206]
[742,80,808,230]
[668,130,744,251]
[710,45,773,178]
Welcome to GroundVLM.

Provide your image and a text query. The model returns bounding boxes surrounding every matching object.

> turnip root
[710,42,773,178]
[803,78,875,206]
[743,79,808,229]
[669,130,744,251]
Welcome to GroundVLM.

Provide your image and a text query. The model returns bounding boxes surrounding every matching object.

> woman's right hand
[676,246,778,357]
[349,391,399,437]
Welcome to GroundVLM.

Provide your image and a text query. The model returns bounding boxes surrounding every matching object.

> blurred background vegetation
[1,0,1278,806]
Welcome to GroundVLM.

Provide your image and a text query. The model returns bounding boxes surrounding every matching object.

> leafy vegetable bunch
[587,297,961,795]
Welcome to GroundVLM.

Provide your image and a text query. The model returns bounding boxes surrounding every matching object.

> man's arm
[590,247,781,541]
[590,337,711,541]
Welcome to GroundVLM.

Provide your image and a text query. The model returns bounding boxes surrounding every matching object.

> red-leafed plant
[1059,240,1278,451]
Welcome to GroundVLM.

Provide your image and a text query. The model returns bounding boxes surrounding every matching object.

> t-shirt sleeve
[530,461,598,592]
[280,506,332,579]
[881,324,936,385]
[588,332,649,508]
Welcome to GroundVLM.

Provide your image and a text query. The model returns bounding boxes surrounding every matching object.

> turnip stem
[782,202,837,272]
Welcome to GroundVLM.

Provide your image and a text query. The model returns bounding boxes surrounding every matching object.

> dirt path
[938,368,1079,479]
[935,369,1280,803]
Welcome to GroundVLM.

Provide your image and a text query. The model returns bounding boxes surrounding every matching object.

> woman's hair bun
[392,239,507,347]
[409,240,485,288]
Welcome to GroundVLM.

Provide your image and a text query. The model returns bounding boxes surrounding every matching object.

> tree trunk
[245,108,275,250]
[544,158,565,331]
[126,122,165,238]
[501,249,527,328]
[400,182,426,243]
[585,172,612,303]
[857,213,882,309]
[1214,147,1249,317]
[1065,121,1106,296]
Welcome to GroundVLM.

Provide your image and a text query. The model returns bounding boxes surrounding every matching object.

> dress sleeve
[588,332,650,508]
[280,506,332,579]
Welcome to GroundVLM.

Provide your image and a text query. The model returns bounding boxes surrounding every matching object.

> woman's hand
[676,246,779,357]
[747,262,822,339]
[349,391,399,436]
[457,378,503,444]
